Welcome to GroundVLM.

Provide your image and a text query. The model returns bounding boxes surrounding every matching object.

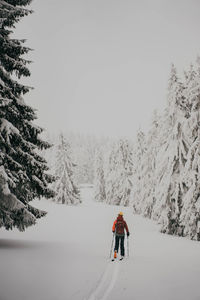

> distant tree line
[93,60,200,241]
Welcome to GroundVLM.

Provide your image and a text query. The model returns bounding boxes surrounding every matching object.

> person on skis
[112,212,130,259]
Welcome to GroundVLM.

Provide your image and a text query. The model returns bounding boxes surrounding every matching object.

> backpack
[116,219,125,234]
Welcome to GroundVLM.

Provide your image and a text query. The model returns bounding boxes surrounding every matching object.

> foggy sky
[15,0,200,138]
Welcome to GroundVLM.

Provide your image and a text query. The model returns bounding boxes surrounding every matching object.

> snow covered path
[87,260,120,300]
[1,186,200,300]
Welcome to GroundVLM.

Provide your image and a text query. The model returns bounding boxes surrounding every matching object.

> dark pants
[114,235,125,256]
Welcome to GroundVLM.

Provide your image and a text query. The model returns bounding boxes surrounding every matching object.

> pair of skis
[111,257,124,262]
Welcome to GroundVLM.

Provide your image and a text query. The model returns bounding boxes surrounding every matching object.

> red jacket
[112,215,129,235]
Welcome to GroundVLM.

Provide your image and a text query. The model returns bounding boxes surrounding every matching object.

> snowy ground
[1,186,200,300]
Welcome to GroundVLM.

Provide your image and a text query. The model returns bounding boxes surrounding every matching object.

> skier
[112,212,130,260]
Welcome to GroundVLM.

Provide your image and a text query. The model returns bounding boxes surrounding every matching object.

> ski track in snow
[86,261,120,300]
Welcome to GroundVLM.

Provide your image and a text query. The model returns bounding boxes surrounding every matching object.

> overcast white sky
[15,0,200,138]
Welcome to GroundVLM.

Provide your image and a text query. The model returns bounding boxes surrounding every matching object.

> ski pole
[127,236,129,258]
[109,233,115,258]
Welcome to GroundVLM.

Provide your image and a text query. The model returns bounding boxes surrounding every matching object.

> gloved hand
[127,232,130,237]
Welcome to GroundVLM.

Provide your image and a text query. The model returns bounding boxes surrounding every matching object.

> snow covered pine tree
[138,111,160,218]
[153,65,189,235]
[53,134,80,205]
[179,62,200,240]
[131,130,146,213]
[0,0,54,231]
[94,149,106,202]
[106,139,133,206]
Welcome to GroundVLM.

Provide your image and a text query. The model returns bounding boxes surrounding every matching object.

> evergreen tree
[106,139,133,206]
[0,0,54,231]
[67,133,98,184]
[131,130,146,213]
[140,111,160,217]
[153,65,189,235]
[179,62,200,240]
[53,134,80,205]
[94,149,106,202]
